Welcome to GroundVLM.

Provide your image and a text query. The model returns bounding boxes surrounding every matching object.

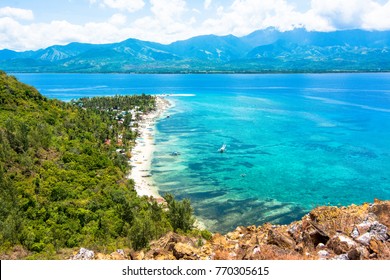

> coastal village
[76,95,170,201]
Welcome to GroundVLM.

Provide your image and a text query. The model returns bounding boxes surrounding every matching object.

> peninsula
[0,71,389,261]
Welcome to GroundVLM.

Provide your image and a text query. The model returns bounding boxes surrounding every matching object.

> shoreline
[128,96,171,202]
[127,96,206,230]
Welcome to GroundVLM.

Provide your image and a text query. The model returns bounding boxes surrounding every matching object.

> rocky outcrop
[71,200,390,260]
[71,248,95,260]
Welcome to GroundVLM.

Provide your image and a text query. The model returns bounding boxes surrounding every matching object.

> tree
[163,193,195,233]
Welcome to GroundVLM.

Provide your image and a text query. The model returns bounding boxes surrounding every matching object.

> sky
[1,0,390,51]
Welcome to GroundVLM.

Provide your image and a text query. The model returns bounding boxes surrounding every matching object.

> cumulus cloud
[108,13,127,26]
[0,15,136,51]
[204,0,212,10]
[201,0,305,36]
[150,0,187,22]
[309,0,376,30]
[199,0,390,35]
[129,0,193,43]
[363,1,390,30]
[0,6,34,21]
[2,0,390,51]
[92,0,145,13]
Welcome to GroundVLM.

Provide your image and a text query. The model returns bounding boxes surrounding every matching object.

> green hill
[0,71,198,259]
[1,29,390,73]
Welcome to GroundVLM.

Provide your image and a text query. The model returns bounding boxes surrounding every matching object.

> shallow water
[14,73,390,233]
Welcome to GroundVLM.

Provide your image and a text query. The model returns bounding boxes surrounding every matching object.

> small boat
[218,144,226,153]
[170,151,181,156]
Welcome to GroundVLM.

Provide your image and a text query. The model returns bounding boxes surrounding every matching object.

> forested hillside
[1,29,390,73]
[0,71,198,259]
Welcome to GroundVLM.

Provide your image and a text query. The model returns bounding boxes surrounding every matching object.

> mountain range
[1,28,390,73]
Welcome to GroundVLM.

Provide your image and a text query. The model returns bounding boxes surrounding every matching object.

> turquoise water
[13,73,390,233]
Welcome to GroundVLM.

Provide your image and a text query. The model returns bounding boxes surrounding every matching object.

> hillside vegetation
[0,71,199,259]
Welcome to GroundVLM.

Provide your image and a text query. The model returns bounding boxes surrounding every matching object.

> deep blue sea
[13,73,390,233]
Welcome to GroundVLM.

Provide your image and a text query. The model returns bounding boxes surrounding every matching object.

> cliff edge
[73,199,390,260]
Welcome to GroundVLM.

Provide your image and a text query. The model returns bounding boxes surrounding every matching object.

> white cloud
[150,0,187,21]
[199,0,390,36]
[309,0,376,30]
[108,13,127,26]
[0,6,34,21]
[92,0,145,13]
[363,1,390,30]
[2,0,390,51]
[0,16,137,51]
[201,0,305,36]
[204,0,212,10]
[128,0,192,43]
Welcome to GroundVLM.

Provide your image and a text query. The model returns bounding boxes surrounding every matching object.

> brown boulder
[212,233,229,247]
[130,250,144,260]
[369,238,385,254]
[371,200,390,227]
[301,220,330,249]
[172,243,199,260]
[267,229,296,250]
[110,251,126,260]
[144,249,175,260]
[327,233,357,255]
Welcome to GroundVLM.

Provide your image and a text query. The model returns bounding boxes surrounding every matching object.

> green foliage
[163,193,195,233]
[0,71,185,258]
[200,229,213,241]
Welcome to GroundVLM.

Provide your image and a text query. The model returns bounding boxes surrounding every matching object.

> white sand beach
[128,96,171,201]
[127,96,206,230]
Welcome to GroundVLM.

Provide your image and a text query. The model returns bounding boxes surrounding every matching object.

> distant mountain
[1,28,390,73]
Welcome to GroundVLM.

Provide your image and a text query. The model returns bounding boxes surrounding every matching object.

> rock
[369,238,384,254]
[253,245,261,255]
[347,248,361,260]
[302,221,330,248]
[288,222,303,242]
[294,243,304,253]
[356,221,388,246]
[226,231,242,240]
[154,252,176,260]
[235,226,246,234]
[356,232,371,246]
[369,253,378,259]
[132,200,390,261]
[172,243,199,260]
[333,254,349,260]
[351,227,360,239]
[110,251,126,260]
[369,221,388,242]
[212,233,228,246]
[95,253,106,260]
[144,249,176,260]
[267,229,296,250]
[152,232,183,250]
[130,250,144,260]
[247,225,257,232]
[317,250,330,259]
[356,220,373,235]
[327,234,357,255]
[72,248,94,260]
[371,200,390,227]
[241,245,264,260]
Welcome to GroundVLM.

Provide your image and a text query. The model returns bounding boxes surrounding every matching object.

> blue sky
[1,0,390,51]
